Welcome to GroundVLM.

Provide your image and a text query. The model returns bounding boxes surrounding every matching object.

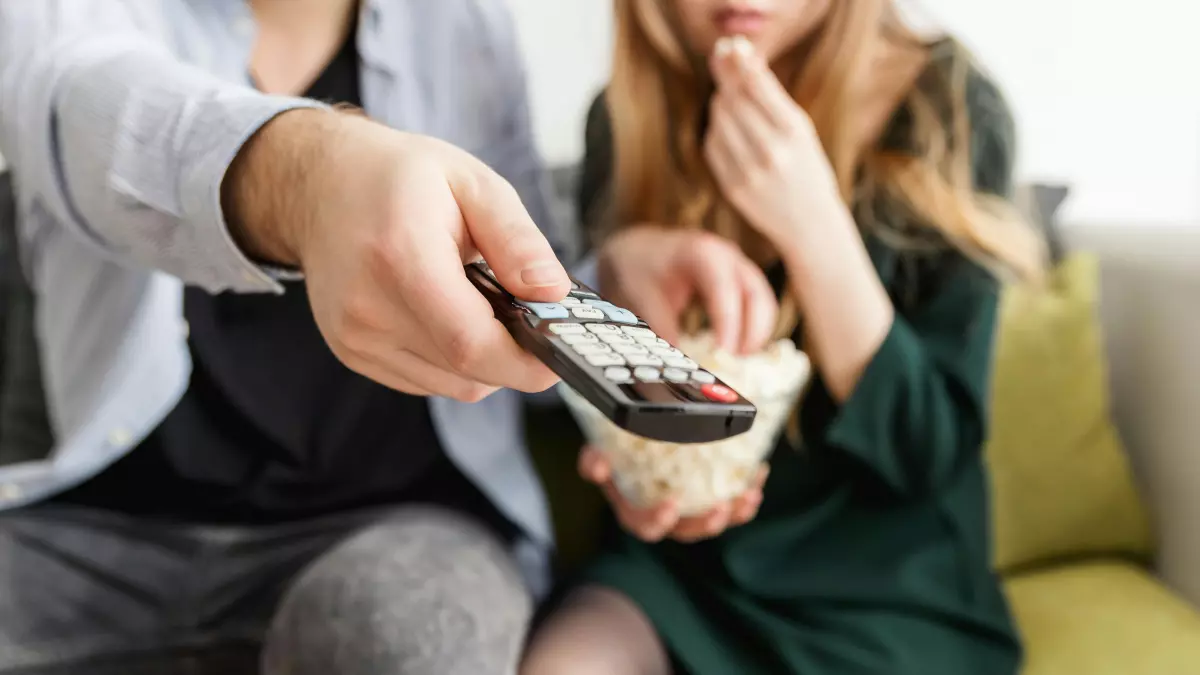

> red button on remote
[700,383,738,403]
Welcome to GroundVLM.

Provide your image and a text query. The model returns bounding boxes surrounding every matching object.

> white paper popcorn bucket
[560,333,812,516]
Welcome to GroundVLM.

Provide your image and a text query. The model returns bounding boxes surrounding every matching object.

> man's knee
[262,507,532,675]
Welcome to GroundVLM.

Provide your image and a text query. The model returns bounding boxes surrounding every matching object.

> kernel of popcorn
[561,333,811,516]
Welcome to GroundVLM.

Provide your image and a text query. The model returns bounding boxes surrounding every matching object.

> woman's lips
[714,7,768,35]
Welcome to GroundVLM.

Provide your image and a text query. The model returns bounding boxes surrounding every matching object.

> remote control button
[598,333,636,345]
[586,323,624,335]
[595,305,639,325]
[571,306,606,320]
[624,354,665,367]
[700,383,739,403]
[560,333,598,344]
[586,353,626,367]
[569,289,600,299]
[547,323,585,335]
[633,366,661,382]
[664,356,699,370]
[520,301,569,319]
[604,366,632,382]
[691,370,717,384]
[663,368,690,383]
[583,298,613,307]
[572,342,611,355]
[559,296,583,307]
[636,337,671,348]
[650,346,684,359]
[611,343,649,355]
[621,326,656,338]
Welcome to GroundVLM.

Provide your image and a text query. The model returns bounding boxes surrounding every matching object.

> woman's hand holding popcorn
[579,446,769,543]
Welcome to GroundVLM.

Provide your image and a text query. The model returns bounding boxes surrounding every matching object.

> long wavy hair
[606,0,1044,339]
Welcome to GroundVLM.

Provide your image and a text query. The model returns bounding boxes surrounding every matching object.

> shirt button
[0,483,23,502]
[107,428,133,448]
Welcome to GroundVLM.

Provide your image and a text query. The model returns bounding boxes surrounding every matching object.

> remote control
[465,261,756,443]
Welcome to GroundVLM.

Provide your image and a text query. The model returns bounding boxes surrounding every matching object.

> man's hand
[225,110,571,401]
[597,226,777,355]
[578,446,768,543]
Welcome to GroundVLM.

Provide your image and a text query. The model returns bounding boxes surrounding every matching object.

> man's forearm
[222,108,341,269]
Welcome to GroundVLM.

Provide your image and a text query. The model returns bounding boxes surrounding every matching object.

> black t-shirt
[57,21,513,536]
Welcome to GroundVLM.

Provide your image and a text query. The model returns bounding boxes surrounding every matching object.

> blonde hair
[606,0,1045,339]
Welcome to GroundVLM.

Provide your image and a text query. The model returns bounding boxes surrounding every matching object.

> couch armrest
[1064,222,1200,610]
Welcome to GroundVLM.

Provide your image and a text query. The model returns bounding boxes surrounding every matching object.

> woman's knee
[522,586,671,675]
[262,507,532,675]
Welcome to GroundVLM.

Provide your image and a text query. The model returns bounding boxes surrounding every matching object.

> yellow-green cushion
[1006,561,1200,674]
[986,253,1153,573]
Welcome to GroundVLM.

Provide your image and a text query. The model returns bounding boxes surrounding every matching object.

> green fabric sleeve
[822,67,1015,496]
[823,264,999,495]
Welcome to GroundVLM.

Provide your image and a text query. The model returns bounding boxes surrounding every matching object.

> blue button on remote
[596,304,638,324]
[520,302,569,319]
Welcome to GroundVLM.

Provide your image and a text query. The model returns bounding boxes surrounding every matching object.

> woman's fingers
[713,91,777,167]
[730,464,771,525]
[736,258,779,354]
[582,458,772,544]
[707,95,757,172]
[670,502,733,543]
[608,482,679,542]
[712,37,802,133]
[729,490,764,526]
[681,238,745,353]
[577,445,612,484]
[703,128,741,195]
[580,446,681,542]
[626,281,683,346]
[671,463,770,541]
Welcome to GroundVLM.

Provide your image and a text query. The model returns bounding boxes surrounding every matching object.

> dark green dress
[575,50,1023,675]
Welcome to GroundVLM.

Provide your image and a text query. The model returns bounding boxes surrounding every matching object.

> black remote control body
[465,261,756,443]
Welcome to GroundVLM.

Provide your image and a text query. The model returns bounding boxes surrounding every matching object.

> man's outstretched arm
[0,1,327,293]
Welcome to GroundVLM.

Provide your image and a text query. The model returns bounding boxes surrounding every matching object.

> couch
[1003,219,1200,673]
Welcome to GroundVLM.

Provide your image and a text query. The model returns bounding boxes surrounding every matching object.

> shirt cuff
[176,94,329,294]
[822,317,932,487]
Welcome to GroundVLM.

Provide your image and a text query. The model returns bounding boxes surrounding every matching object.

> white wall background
[508,0,1200,225]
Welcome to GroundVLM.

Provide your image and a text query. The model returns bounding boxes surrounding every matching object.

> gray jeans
[0,504,531,674]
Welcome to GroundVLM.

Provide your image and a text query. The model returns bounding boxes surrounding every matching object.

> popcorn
[560,333,811,516]
[714,35,755,60]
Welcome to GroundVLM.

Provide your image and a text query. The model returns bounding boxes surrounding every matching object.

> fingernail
[714,37,733,58]
[521,261,564,287]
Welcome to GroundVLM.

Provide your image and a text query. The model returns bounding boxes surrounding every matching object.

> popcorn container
[559,334,812,516]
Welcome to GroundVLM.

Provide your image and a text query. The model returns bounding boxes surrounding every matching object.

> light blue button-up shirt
[0,0,583,594]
